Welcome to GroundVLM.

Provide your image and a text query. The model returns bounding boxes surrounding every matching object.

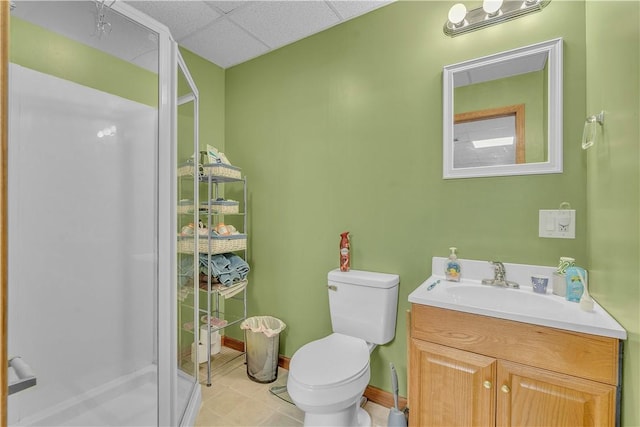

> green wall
[175,46,225,197]
[179,47,226,161]
[225,0,588,395]
[10,17,157,107]
[585,2,640,426]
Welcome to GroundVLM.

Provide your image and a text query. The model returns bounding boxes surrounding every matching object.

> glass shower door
[6,1,172,425]
[175,49,201,423]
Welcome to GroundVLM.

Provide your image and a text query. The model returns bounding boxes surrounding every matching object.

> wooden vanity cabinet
[409,304,621,427]
[410,339,496,426]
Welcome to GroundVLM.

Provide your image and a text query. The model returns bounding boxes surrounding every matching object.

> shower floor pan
[14,365,194,426]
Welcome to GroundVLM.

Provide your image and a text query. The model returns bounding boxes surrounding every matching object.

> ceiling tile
[328,0,392,20]
[205,0,254,14]
[179,18,269,68]
[229,1,340,49]
[125,1,221,40]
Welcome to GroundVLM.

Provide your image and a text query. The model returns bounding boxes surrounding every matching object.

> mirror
[443,38,563,179]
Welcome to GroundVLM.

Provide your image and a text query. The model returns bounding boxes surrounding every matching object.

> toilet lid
[290,333,369,388]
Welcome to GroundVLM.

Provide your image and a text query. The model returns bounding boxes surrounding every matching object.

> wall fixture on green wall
[581,111,605,150]
[444,0,551,37]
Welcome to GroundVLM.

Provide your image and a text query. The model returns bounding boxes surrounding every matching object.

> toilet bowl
[287,333,372,427]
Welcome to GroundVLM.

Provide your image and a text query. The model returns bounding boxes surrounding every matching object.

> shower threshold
[12,365,176,427]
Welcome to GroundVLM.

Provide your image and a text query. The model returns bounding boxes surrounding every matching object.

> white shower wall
[8,64,159,424]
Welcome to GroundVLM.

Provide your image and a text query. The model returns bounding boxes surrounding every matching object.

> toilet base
[357,407,372,426]
[302,402,371,427]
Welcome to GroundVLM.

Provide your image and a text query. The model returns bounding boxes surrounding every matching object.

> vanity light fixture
[447,3,468,28]
[444,0,551,37]
[483,0,503,18]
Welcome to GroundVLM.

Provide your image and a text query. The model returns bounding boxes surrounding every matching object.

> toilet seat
[289,333,370,388]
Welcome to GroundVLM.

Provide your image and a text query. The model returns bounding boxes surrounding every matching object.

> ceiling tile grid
[127,0,394,69]
[227,1,341,49]
[328,0,391,20]
[126,1,222,40]
[13,1,393,71]
[179,17,270,68]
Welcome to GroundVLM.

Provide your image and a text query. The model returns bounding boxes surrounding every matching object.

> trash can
[240,316,286,383]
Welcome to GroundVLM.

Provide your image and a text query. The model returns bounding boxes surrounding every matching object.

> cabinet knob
[483,380,492,389]
[501,384,511,394]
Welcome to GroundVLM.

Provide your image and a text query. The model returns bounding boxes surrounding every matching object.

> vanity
[408,258,626,427]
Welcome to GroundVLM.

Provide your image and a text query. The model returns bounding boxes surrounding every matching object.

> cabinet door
[496,360,616,427]
[409,339,496,427]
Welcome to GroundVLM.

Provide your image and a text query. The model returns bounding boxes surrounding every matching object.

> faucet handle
[489,261,506,279]
[489,260,504,269]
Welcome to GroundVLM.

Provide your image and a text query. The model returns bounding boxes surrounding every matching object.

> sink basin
[444,285,563,314]
[408,257,627,339]
[409,273,626,340]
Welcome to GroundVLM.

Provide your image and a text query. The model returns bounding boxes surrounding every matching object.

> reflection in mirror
[454,104,525,168]
[443,38,563,179]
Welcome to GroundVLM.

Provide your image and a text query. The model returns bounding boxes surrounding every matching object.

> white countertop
[408,257,627,340]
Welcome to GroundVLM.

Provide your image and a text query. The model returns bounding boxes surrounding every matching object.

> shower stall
[7,1,200,425]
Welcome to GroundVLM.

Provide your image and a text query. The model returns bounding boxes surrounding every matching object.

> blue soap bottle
[565,266,585,302]
[445,247,461,282]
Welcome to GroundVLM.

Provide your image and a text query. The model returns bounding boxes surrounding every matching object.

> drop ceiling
[127,0,394,69]
[11,1,393,71]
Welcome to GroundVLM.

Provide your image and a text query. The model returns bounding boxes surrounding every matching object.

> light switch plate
[539,209,575,238]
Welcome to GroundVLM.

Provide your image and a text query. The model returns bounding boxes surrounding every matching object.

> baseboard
[221,336,406,409]
[363,383,407,410]
[222,335,245,352]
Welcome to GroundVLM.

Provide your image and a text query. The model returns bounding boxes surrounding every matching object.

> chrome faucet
[482,261,519,289]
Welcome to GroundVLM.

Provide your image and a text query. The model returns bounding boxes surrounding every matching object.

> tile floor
[194,347,391,426]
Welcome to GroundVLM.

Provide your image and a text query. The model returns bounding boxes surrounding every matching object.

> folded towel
[209,253,231,272]
[214,279,248,299]
[178,253,250,287]
[200,253,249,286]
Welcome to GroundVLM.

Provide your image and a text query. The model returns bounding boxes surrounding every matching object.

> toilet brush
[388,363,407,427]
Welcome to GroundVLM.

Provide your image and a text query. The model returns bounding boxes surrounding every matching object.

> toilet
[287,269,400,427]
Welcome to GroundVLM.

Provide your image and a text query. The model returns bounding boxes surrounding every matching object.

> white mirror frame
[443,38,563,179]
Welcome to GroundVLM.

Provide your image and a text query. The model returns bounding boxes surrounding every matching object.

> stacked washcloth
[178,253,250,286]
[201,253,249,286]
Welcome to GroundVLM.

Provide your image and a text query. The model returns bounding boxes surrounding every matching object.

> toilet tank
[327,269,399,345]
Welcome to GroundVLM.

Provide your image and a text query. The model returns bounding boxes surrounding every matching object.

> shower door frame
[2,1,9,425]
[0,2,189,425]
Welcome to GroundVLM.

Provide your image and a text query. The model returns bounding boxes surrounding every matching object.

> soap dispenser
[445,247,461,282]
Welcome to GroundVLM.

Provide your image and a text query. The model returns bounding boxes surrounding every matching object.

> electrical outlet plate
[539,209,576,239]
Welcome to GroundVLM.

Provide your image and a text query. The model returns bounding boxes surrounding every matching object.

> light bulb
[448,3,467,26]
[483,0,503,15]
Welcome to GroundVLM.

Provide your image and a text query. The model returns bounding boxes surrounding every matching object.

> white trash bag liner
[241,316,286,383]
[240,316,286,337]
